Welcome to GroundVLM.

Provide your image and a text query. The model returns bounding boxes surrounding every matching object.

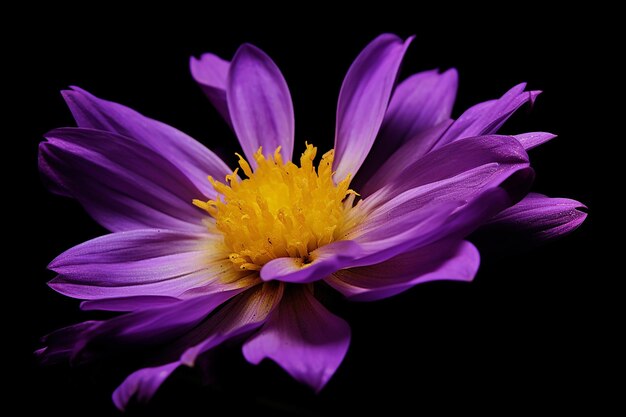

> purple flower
[38,34,586,410]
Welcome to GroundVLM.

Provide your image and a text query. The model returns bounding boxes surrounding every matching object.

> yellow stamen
[193,143,359,271]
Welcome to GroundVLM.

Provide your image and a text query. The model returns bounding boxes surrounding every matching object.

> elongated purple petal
[113,362,181,411]
[227,44,294,164]
[39,128,208,233]
[47,229,252,300]
[243,286,350,392]
[42,289,245,365]
[36,321,100,365]
[355,69,457,185]
[362,83,537,188]
[348,201,466,267]
[111,283,283,410]
[93,289,242,345]
[514,132,557,150]
[80,296,180,312]
[349,179,531,271]
[327,240,479,301]
[190,53,231,126]
[381,68,458,145]
[180,282,284,365]
[359,121,451,195]
[333,34,413,181]
[436,84,541,148]
[62,88,230,199]
[486,193,587,241]
[362,135,529,200]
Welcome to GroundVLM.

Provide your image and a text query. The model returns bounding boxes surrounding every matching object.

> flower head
[38,34,586,410]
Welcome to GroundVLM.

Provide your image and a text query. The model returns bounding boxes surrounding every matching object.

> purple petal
[260,240,365,284]
[36,321,100,365]
[41,289,246,365]
[243,286,350,392]
[437,84,541,148]
[356,69,458,184]
[358,83,536,192]
[95,289,242,344]
[327,240,479,301]
[227,44,294,164]
[333,34,413,181]
[362,135,529,201]
[514,132,557,150]
[359,121,452,195]
[486,193,587,241]
[112,283,284,410]
[180,282,284,365]
[39,128,207,233]
[47,229,250,300]
[350,183,529,270]
[80,296,180,312]
[38,148,73,197]
[349,201,469,267]
[190,53,231,126]
[381,68,458,145]
[112,362,181,411]
[62,88,230,199]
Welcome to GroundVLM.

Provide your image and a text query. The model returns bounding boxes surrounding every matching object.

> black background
[7,9,596,417]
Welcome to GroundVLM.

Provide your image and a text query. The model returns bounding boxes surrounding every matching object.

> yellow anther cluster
[193,144,357,271]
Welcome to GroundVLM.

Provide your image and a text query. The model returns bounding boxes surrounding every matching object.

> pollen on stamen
[193,143,359,272]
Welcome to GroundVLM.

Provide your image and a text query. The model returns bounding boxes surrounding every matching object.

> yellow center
[193,144,358,272]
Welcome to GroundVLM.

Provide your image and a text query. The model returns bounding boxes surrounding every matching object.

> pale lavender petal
[227,44,294,164]
[47,229,244,300]
[39,128,208,233]
[326,240,479,301]
[333,34,413,181]
[63,88,230,199]
[260,241,365,284]
[243,286,350,392]
[436,84,541,148]
[112,362,181,411]
[190,53,231,126]
[514,132,557,150]
[486,193,587,241]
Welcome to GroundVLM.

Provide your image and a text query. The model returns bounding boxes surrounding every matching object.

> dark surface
[7,10,595,417]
